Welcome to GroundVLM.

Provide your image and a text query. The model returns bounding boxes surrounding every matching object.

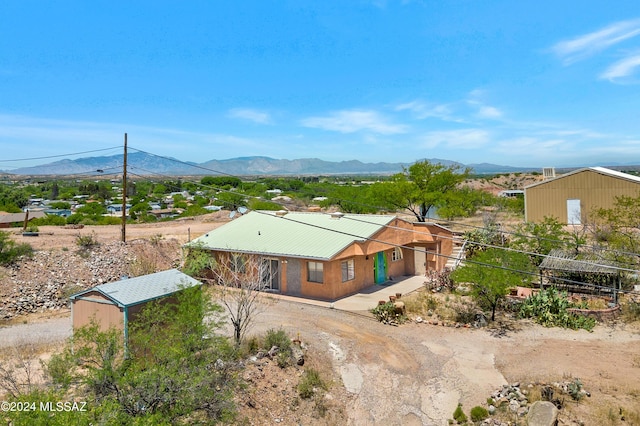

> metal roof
[0,211,46,224]
[539,249,619,275]
[525,167,640,189]
[187,211,397,260]
[70,269,201,307]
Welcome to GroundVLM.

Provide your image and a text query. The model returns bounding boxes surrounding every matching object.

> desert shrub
[298,368,327,399]
[453,403,467,424]
[452,299,478,324]
[75,232,99,248]
[622,297,640,322]
[370,301,407,324]
[24,224,39,232]
[264,328,292,354]
[567,378,584,401]
[149,233,164,245]
[519,287,596,331]
[470,405,489,422]
[0,231,33,265]
[32,215,67,226]
[402,292,438,316]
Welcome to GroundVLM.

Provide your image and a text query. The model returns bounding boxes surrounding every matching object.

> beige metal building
[524,167,640,224]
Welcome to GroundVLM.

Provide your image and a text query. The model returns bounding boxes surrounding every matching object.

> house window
[307,261,323,283]
[341,259,355,282]
[392,247,403,261]
[231,254,246,273]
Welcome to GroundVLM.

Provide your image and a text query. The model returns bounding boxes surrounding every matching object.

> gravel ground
[3,216,640,425]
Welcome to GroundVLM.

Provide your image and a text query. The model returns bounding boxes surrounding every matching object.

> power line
[0,146,121,163]
[122,151,639,278]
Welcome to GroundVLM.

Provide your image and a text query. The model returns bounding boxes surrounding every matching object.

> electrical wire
[0,146,121,163]
[9,144,636,295]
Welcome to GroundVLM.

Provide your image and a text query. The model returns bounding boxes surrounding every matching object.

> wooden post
[121,133,127,243]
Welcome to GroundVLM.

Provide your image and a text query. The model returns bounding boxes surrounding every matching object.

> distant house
[106,204,132,215]
[0,211,46,229]
[70,269,201,342]
[524,167,640,224]
[44,208,73,218]
[187,211,454,301]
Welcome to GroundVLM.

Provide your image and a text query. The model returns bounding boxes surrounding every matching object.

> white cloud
[600,53,640,82]
[552,19,640,65]
[420,128,490,149]
[476,105,503,119]
[227,108,273,124]
[395,100,456,121]
[300,110,408,134]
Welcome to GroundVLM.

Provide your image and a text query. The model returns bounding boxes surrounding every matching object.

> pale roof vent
[275,210,288,217]
[330,211,345,220]
[543,167,556,180]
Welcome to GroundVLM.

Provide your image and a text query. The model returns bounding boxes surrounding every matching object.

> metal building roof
[188,211,397,260]
[70,269,201,307]
[525,167,640,189]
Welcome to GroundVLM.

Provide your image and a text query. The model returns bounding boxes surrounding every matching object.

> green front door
[374,252,387,284]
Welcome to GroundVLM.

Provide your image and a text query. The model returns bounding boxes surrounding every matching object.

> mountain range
[3,152,544,176]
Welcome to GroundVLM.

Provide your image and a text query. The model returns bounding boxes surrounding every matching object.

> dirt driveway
[5,217,640,425]
[4,300,639,425]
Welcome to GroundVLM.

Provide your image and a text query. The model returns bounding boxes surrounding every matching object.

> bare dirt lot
[2,215,640,425]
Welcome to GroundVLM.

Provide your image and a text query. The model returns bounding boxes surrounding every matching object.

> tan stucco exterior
[525,169,640,224]
[208,219,454,301]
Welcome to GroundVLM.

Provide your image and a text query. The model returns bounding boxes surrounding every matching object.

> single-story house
[0,211,46,228]
[186,210,454,301]
[524,167,640,224]
[70,269,201,342]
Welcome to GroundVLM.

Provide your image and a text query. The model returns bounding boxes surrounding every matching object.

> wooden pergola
[538,249,622,303]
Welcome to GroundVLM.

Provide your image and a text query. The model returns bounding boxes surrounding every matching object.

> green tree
[40,285,236,424]
[511,216,570,265]
[452,249,534,321]
[373,160,470,222]
[595,193,640,259]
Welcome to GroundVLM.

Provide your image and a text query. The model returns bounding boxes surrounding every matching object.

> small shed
[70,269,201,342]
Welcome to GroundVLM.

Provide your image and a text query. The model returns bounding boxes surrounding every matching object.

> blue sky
[2,1,640,170]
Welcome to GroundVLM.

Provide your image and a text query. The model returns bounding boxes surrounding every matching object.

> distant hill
[4,152,541,176]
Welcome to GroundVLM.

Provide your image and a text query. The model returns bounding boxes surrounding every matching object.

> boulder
[527,401,559,426]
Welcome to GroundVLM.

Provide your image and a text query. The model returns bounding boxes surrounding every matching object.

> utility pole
[121,133,127,243]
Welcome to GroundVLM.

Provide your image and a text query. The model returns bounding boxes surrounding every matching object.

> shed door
[567,199,581,225]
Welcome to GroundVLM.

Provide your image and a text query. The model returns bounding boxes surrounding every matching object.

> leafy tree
[372,160,470,222]
[49,201,71,209]
[215,191,247,211]
[39,285,237,424]
[595,193,640,261]
[452,248,534,321]
[436,187,486,220]
[511,216,570,265]
[201,175,242,188]
[325,185,379,214]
